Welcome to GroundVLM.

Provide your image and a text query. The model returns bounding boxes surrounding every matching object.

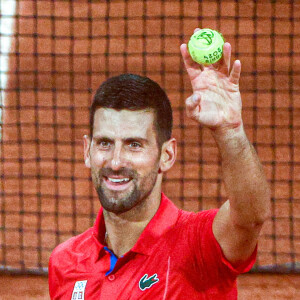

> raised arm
[180,30,271,265]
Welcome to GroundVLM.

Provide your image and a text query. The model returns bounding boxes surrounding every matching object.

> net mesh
[0,0,299,275]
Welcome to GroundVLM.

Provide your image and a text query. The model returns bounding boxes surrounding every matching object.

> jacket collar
[92,193,179,256]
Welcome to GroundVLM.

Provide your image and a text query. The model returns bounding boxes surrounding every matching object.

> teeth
[108,178,130,183]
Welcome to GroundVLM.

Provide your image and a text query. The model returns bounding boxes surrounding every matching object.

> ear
[159,138,177,173]
[83,135,91,168]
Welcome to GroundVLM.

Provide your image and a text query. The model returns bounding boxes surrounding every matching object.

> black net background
[0,0,299,275]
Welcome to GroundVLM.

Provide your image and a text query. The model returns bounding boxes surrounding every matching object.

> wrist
[211,122,245,139]
[210,123,249,151]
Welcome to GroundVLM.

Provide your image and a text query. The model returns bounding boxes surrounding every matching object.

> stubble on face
[91,164,160,214]
[89,108,162,215]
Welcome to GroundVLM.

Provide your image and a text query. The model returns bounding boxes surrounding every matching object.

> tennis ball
[188,28,225,66]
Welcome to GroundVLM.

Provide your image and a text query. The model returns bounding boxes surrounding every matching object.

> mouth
[103,176,133,191]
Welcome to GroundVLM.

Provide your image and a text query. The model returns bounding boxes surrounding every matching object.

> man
[49,31,270,299]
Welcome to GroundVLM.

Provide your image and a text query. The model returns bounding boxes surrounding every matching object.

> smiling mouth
[103,176,133,190]
[107,177,130,184]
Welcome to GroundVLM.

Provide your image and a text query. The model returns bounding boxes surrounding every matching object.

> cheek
[134,152,160,171]
[89,147,160,169]
[90,150,106,166]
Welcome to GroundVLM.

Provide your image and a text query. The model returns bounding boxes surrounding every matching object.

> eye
[97,140,111,149]
[129,141,142,149]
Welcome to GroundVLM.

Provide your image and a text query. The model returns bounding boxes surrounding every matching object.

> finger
[218,42,231,74]
[229,60,241,85]
[203,42,230,74]
[185,93,201,115]
[180,43,202,82]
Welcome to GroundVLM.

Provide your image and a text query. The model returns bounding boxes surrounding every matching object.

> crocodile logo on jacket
[139,273,159,291]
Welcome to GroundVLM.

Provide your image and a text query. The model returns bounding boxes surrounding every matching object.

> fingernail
[192,94,198,102]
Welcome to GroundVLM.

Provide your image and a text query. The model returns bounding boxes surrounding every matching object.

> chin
[97,188,142,214]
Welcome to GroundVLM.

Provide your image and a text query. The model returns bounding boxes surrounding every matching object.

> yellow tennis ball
[188,28,225,66]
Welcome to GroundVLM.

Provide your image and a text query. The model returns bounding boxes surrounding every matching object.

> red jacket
[49,193,256,299]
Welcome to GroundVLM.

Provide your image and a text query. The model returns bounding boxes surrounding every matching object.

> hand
[180,29,242,132]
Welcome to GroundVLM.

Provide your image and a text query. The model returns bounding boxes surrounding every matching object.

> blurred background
[0,0,299,298]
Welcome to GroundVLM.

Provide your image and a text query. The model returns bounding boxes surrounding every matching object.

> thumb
[185,93,201,118]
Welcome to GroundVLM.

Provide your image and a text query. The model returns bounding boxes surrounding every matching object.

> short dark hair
[90,73,173,147]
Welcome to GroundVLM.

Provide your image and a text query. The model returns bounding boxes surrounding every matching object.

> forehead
[93,108,156,139]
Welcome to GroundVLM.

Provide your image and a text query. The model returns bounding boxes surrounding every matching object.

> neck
[103,185,162,257]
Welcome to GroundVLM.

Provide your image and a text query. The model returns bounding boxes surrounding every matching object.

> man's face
[86,108,161,214]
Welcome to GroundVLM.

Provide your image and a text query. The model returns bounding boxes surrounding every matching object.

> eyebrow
[92,135,149,144]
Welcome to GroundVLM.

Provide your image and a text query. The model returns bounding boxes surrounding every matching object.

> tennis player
[49,32,270,299]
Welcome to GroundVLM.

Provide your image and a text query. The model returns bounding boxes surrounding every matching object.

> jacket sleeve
[48,250,61,299]
[191,209,257,282]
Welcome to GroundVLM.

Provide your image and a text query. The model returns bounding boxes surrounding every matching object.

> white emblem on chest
[71,280,87,300]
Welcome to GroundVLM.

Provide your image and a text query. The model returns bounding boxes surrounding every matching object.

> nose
[110,143,125,171]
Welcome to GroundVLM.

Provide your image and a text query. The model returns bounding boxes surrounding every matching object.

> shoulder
[172,208,220,256]
[164,208,219,248]
[177,208,219,228]
[49,227,94,268]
